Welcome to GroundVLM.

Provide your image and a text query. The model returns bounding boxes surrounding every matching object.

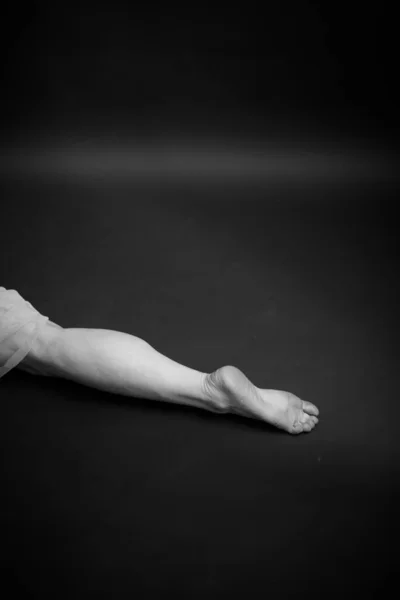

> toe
[290,421,303,435]
[302,401,319,416]
[300,411,311,424]
[303,413,316,429]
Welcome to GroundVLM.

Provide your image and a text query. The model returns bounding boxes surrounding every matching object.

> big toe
[302,400,319,417]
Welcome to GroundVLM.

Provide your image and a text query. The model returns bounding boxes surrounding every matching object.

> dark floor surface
[1,174,399,598]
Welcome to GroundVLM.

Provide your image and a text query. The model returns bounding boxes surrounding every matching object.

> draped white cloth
[0,287,49,378]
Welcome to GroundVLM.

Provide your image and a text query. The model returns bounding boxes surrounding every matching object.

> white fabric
[0,287,49,379]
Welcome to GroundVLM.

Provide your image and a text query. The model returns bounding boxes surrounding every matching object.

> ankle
[202,370,231,413]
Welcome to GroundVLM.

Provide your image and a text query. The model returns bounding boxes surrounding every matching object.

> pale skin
[19,320,319,434]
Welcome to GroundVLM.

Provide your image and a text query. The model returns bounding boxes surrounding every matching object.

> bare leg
[20,322,319,434]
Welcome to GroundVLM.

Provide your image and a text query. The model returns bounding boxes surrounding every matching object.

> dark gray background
[1,2,399,598]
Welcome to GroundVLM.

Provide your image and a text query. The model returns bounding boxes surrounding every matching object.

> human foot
[203,365,319,434]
